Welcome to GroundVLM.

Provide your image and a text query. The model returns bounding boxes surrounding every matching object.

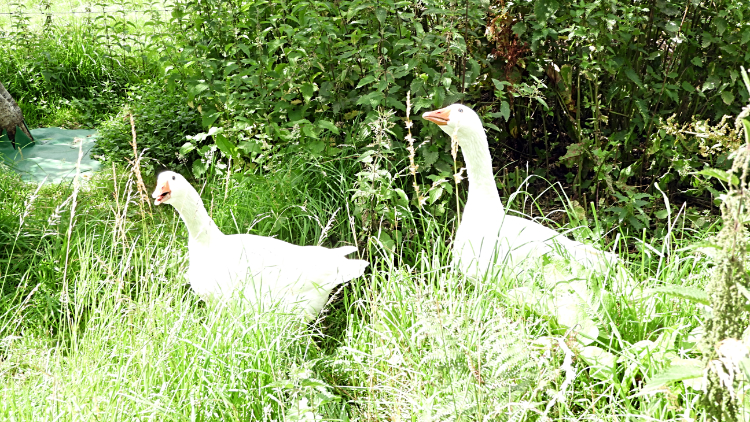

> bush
[147,0,485,171]
[20,0,750,238]
[489,0,750,230]
[94,81,202,174]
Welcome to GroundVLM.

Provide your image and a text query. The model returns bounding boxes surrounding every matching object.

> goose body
[0,82,34,149]
[152,171,368,320]
[423,104,618,279]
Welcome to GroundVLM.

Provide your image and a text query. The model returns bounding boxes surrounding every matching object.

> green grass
[0,0,168,31]
[1,0,164,129]
[0,151,718,420]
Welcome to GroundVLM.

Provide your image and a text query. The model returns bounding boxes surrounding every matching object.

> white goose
[422,104,619,279]
[152,171,369,321]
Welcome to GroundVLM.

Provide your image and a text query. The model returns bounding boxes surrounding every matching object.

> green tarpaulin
[0,127,100,184]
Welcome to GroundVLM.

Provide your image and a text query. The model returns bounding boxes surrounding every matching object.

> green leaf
[641,360,703,394]
[422,149,439,167]
[302,124,318,139]
[534,0,559,22]
[681,81,695,92]
[288,105,310,122]
[237,140,261,155]
[375,8,387,25]
[702,76,719,91]
[171,7,184,19]
[559,142,586,164]
[720,91,735,105]
[628,216,644,230]
[385,96,406,111]
[356,75,377,89]
[715,17,727,35]
[393,188,409,208]
[192,159,207,177]
[624,67,644,89]
[317,120,340,134]
[214,132,235,158]
[202,112,220,128]
[500,101,511,121]
[375,231,395,254]
[267,39,284,55]
[346,4,368,19]
[511,21,527,37]
[697,168,739,185]
[179,142,195,155]
[298,377,333,389]
[492,79,510,92]
[190,82,210,96]
[307,140,325,154]
[634,99,649,122]
[356,91,383,108]
[485,122,502,132]
[650,285,710,306]
[428,186,443,204]
[580,346,616,381]
[300,83,315,102]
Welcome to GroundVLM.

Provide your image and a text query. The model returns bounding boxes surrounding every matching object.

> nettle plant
[351,108,411,253]
[160,0,487,177]
[481,0,750,233]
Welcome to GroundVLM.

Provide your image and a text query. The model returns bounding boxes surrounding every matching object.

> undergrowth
[0,148,726,420]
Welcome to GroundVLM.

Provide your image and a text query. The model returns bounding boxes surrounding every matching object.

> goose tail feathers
[334,245,359,256]
[338,258,369,283]
[331,245,368,282]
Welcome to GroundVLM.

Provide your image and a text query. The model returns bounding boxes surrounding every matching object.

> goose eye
[458,108,464,113]
[172,176,176,180]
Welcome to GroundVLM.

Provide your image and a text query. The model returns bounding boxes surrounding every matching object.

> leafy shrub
[119,0,748,238]
[492,0,750,230]
[9,0,750,239]
[94,81,202,174]
[148,0,486,173]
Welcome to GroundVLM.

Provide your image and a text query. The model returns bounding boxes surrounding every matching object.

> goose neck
[459,131,504,209]
[170,192,221,244]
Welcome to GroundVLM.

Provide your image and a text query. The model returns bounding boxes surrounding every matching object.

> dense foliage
[119,0,750,234]
[4,0,749,236]
[502,0,750,230]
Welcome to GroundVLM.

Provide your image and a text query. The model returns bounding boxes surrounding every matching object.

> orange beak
[422,107,451,126]
[153,180,171,205]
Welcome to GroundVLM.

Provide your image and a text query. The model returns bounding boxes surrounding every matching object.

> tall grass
[2,229,319,420]
[0,4,163,128]
[0,147,718,420]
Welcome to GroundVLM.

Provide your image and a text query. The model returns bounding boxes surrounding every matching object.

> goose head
[422,103,486,147]
[152,171,191,206]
